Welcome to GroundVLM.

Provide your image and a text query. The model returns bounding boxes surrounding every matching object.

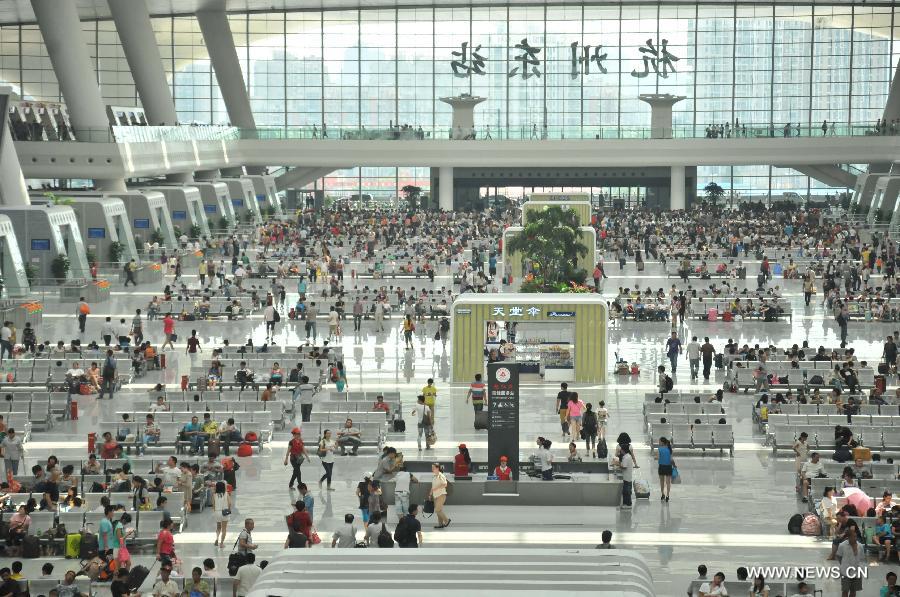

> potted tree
[50,254,70,283]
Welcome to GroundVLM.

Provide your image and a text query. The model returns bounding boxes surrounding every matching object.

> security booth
[501,226,596,285]
[30,194,139,267]
[145,186,211,238]
[0,205,91,289]
[155,182,235,232]
[523,193,592,226]
[218,178,261,224]
[0,215,30,297]
[114,190,178,251]
[451,294,607,383]
[243,174,284,215]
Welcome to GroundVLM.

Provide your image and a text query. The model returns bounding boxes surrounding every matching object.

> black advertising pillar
[487,362,520,480]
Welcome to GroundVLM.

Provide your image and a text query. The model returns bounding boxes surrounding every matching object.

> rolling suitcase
[714,353,724,369]
[597,440,608,459]
[65,533,81,559]
[127,564,152,592]
[79,531,98,559]
[474,411,488,430]
[22,535,40,558]
[633,478,651,499]
[707,308,717,322]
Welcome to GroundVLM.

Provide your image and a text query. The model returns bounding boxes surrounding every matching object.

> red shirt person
[493,456,513,481]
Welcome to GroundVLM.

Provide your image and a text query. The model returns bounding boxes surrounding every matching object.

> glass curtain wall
[0,3,896,199]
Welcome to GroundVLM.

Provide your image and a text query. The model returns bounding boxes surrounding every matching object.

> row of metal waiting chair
[766,413,900,427]
[2,507,172,545]
[648,423,735,456]
[769,424,900,453]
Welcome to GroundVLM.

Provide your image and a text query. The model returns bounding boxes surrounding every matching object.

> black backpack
[440,319,450,332]
[664,375,674,392]
[393,517,414,546]
[787,513,804,534]
[377,522,394,548]
[809,375,824,385]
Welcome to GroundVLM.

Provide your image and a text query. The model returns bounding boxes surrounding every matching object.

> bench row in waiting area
[156,298,253,318]
[688,299,793,322]
[100,420,272,454]
[769,424,900,453]
[687,580,815,597]
[647,423,735,456]
[16,456,223,479]
[643,401,725,417]
[117,408,283,426]
[733,366,876,391]
[2,505,174,545]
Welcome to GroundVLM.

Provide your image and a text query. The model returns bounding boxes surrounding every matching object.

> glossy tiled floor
[6,258,899,596]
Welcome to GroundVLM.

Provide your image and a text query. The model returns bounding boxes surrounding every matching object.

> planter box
[59,282,89,303]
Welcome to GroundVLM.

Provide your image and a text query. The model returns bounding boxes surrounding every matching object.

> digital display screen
[257,194,267,202]
[204,204,217,214]
[30,239,50,251]
[88,228,106,239]
[133,219,150,229]
[172,211,186,220]
[232,199,244,208]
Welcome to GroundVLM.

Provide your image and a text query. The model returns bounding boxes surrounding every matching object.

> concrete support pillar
[108,0,191,183]
[0,88,29,206]
[196,6,263,176]
[31,0,126,191]
[638,93,686,139]
[670,165,686,211]
[439,166,454,211]
[439,94,486,140]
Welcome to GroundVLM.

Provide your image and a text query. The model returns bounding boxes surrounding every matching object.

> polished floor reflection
[7,260,899,596]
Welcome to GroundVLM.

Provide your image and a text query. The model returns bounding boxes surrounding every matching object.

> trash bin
[71,401,78,421]
[87,432,96,454]
[181,375,189,391]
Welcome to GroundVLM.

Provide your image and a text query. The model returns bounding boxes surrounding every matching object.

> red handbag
[310,530,321,545]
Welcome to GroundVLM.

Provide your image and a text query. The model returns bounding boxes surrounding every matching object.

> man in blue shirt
[182,416,203,455]
[97,506,115,555]
[665,331,682,375]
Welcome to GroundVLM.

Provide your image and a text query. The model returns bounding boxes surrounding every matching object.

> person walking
[427,463,451,529]
[655,436,675,501]
[124,259,138,287]
[161,313,176,351]
[131,309,144,346]
[76,298,90,334]
[412,395,433,451]
[620,440,635,510]
[803,270,816,306]
[304,302,318,341]
[556,382,570,439]
[212,481,231,547]
[582,403,599,458]
[317,429,336,491]
[596,400,609,442]
[465,373,485,413]
[700,337,716,381]
[686,336,701,381]
[198,260,207,286]
[263,303,278,341]
[99,349,117,400]
[352,297,364,332]
[374,299,386,332]
[402,315,415,349]
[567,392,586,443]
[665,331,682,375]
[284,427,310,489]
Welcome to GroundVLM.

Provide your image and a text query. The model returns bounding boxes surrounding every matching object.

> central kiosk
[451,293,607,384]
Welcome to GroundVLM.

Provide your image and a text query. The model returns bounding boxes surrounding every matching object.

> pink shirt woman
[567,397,585,418]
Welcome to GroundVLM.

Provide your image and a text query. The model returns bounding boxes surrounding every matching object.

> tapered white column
[31,0,125,191]
[670,165,686,211]
[439,167,454,211]
[196,6,263,176]
[0,88,29,206]
[108,0,191,183]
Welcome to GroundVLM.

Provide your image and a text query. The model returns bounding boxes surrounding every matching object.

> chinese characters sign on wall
[451,37,679,80]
